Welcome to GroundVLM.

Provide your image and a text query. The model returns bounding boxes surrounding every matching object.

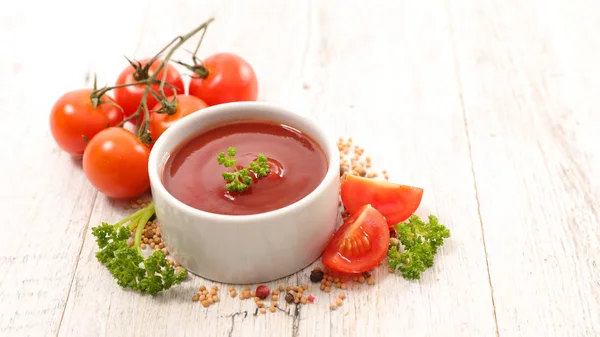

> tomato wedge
[340,175,423,227]
[322,204,390,273]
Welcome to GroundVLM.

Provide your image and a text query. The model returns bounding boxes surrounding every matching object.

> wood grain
[2,0,600,335]
[448,0,600,335]
[58,0,497,336]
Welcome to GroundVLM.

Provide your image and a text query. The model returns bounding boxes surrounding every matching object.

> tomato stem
[87,17,215,142]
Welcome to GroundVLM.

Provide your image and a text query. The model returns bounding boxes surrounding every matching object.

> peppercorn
[256,285,270,299]
[310,269,324,283]
[285,292,294,304]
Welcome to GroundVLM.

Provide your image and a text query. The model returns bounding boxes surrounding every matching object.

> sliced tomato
[322,204,390,273]
[340,175,423,227]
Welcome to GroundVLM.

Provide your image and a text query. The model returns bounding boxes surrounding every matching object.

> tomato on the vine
[114,58,185,120]
[149,95,208,142]
[340,175,424,227]
[49,89,124,156]
[82,127,150,199]
[321,204,390,273]
[188,52,258,106]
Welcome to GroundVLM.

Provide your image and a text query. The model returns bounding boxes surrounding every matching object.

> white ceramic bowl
[148,101,340,284]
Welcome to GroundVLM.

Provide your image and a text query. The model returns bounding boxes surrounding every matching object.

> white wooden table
[2,0,599,336]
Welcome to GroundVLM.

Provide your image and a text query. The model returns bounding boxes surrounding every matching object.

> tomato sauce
[162,121,328,215]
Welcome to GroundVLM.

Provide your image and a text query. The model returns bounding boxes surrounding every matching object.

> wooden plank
[0,0,145,335]
[447,0,600,335]
[57,0,311,336]
[301,1,497,336]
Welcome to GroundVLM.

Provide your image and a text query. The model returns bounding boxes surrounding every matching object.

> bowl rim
[147,101,340,224]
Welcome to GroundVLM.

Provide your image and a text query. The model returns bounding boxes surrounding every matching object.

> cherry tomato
[114,58,185,120]
[188,52,258,106]
[49,89,123,156]
[340,175,424,227]
[82,127,150,199]
[322,204,390,273]
[149,95,208,142]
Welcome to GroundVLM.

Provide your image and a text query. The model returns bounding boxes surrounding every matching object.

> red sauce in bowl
[162,121,328,215]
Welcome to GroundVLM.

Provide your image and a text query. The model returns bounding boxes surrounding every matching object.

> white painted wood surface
[0,0,598,336]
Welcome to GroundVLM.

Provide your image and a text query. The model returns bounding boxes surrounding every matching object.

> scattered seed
[330,303,337,310]
[260,308,266,314]
[336,298,343,306]
[310,269,325,282]
[285,292,294,304]
[192,295,199,302]
[273,294,279,301]
[269,306,276,313]
[339,293,346,300]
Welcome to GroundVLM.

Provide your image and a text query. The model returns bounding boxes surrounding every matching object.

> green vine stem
[88,17,215,143]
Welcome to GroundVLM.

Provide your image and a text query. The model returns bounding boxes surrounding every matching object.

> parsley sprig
[217,147,270,193]
[91,202,187,295]
[387,214,450,280]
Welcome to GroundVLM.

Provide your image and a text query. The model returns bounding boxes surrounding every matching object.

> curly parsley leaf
[217,147,271,192]
[91,202,187,295]
[388,214,450,280]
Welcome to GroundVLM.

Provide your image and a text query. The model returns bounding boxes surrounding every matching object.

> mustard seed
[199,286,206,291]
[324,286,331,292]
[301,283,308,290]
[279,284,285,291]
[272,290,279,296]
[320,284,325,290]
[339,293,346,300]
[251,291,256,297]
[201,300,210,307]
[208,298,214,304]
[300,297,307,304]
[367,278,375,286]
[257,301,264,308]
[210,289,217,296]
[199,295,206,301]
[192,295,199,302]
[229,287,234,292]
[294,297,300,304]
[273,294,279,301]
[269,306,276,313]
[260,308,266,314]
[330,303,337,310]
[212,295,219,302]
[336,298,343,306]
[230,291,237,298]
